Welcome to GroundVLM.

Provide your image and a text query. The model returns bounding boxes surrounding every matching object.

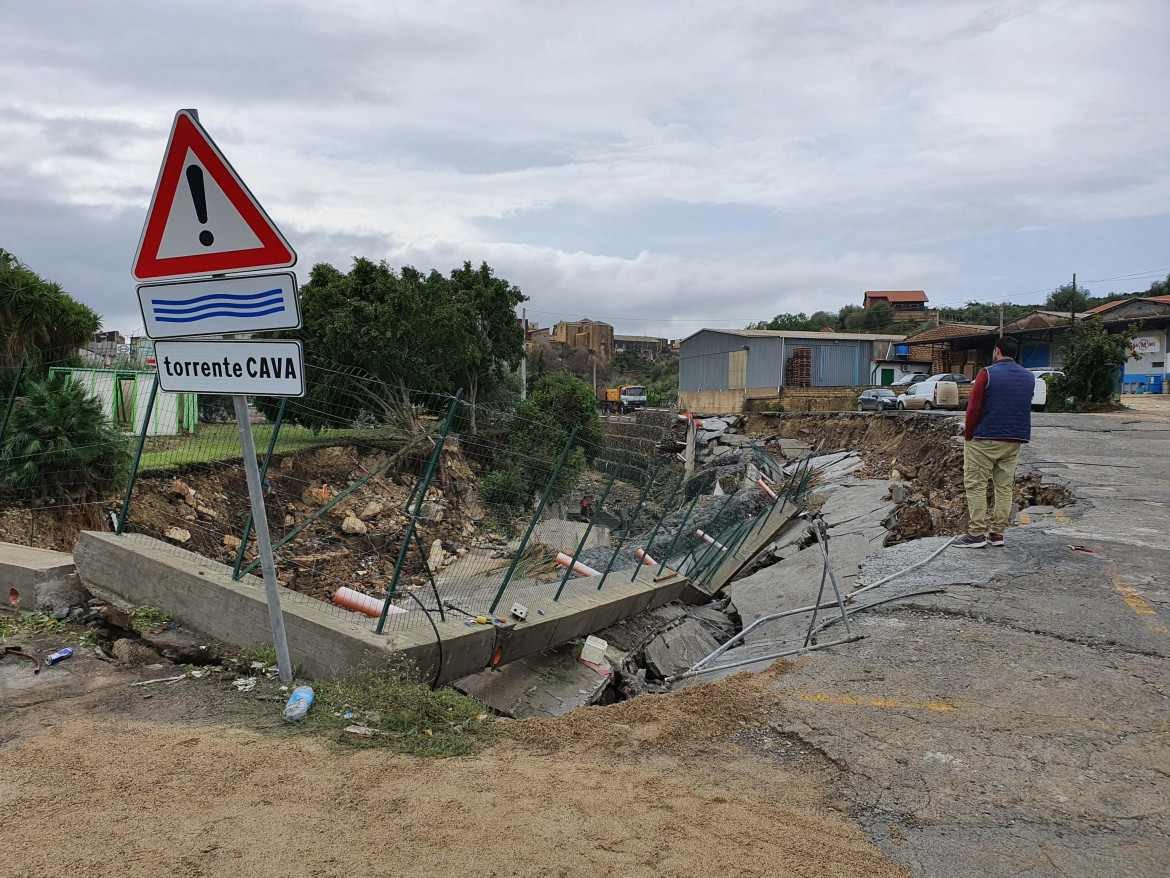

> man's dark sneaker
[953,534,987,548]
[988,533,1005,547]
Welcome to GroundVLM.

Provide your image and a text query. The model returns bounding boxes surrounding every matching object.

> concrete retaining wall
[0,542,86,615]
[73,532,691,684]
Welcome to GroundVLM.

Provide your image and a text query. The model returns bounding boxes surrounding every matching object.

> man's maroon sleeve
[965,369,988,441]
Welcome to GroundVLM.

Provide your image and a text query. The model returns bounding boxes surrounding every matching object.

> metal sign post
[232,395,293,682]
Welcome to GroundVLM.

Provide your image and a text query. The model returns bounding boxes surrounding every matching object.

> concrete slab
[727,532,873,645]
[0,542,85,615]
[644,618,719,678]
[452,642,612,718]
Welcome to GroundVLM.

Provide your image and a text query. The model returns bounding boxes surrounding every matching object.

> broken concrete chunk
[341,516,367,535]
[644,619,719,679]
[164,527,191,543]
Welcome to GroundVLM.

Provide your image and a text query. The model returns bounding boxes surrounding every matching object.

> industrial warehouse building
[678,328,905,412]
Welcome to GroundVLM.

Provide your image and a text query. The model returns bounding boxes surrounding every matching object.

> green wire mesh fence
[0,348,816,639]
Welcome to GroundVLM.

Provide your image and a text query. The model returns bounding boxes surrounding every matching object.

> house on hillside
[614,335,670,361]
[863,290,932,322]
[551,319,614,361]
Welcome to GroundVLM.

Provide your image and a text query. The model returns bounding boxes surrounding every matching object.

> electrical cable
[402,588,443,688]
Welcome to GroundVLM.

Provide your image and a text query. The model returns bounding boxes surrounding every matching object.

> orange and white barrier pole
[695,529,728,552]
[757,478,778,499]
[555,552,601,577]
[635,548,657,566]
[334,586,388,618]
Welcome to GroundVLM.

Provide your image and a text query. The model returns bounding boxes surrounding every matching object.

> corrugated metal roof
[682,328,906,343]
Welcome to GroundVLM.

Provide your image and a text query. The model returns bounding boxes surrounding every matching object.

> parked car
[891,373,928,386]
[1029,369,1063,410]
[926,372,972,385]
[897,379,959,410]
[857,389,899,412]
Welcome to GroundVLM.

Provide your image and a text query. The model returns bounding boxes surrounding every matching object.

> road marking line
[1111,574,1156,615]
[789,692,958,712]
[1018,512,1032,525]
[1053,509,1071,524]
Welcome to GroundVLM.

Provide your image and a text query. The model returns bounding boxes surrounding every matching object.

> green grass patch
[236,643,278,667]
[138,424,407,473]
[291,661,496,757]
[0,611,70,641]
[129,605,172,633]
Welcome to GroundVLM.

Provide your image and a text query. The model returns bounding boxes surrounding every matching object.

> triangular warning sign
[132,110,296,282]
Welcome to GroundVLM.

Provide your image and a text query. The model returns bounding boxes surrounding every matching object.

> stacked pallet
[784,347,812,387]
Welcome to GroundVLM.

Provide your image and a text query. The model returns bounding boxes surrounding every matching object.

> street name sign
[132,110,296,282]
[154,339,306,397]
[137,271,301,339]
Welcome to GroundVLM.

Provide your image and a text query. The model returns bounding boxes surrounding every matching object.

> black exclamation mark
[185,164,214,247]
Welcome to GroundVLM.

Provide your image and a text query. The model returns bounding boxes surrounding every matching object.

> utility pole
[520,307,527,400]
[999,303,1004,337]
[1071,273,1077,319]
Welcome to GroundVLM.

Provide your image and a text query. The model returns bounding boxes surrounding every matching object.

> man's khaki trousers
[963,439,1021,536]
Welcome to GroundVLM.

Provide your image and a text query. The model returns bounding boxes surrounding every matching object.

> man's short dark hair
[995,337,1019,360]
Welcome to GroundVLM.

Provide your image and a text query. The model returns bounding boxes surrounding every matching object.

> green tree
[0,249,100,369]
[0,375,130,502]
[480,373,602,519]
[264,258,525,430]
[844,301,897,332]
[747,311,837,332]
[1045,282,1089,314]
[1047,317,1138,410]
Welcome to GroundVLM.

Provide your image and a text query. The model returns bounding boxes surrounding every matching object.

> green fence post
[632,471,685,582]
[597,462,663,590]
[554,450,628,602]
[377,392,463,634]
[116,372,158,535]
[233,397,287,580]
[0,358,25,449]
[489,426,579,616]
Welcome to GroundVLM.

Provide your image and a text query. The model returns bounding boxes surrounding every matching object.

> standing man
[954,337,1036,548]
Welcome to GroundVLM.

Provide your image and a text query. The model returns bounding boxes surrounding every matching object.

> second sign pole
[232,394,293,682]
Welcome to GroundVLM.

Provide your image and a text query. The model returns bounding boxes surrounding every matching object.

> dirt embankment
[746,412,1073,542]
[0,649,909,878]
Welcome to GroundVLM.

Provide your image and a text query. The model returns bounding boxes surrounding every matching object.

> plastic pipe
[695,529,728,552]
[555,552,601,577]
[336,586,406,618]
[635,548,657,566]
[757,478,778,499]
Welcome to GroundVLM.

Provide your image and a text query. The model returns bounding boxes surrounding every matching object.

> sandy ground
[0,655,907,878]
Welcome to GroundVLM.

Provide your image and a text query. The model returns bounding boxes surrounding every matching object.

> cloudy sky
[2,0,1168,339]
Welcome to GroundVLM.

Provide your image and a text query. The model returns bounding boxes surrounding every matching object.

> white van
[1030,370,1062,410]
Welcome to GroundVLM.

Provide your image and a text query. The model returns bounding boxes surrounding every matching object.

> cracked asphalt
[759,406,1170,877]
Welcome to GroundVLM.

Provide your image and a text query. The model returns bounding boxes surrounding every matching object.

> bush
[0,375,131,502]
[1047,317,1135,411]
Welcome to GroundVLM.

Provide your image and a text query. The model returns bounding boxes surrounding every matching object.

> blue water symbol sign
[136,271,301,339]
